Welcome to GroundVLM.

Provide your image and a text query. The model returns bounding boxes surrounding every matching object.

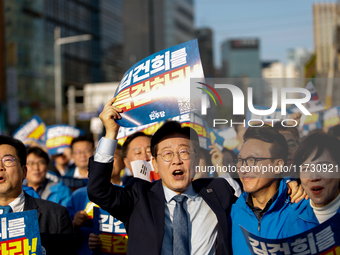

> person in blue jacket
[231,125,307,255]
[24,146,72,206]
[280,132,340,237]
[66,143,126,255]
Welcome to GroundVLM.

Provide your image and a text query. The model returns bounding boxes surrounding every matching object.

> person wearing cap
[87,98,237,255]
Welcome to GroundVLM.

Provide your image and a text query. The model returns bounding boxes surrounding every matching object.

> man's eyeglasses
[235,157,279,167]
[157,149,194,162]
[1,155,18,167]
[26,161,47,167]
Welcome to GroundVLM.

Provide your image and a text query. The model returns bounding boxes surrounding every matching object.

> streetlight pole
[54,27,92,124]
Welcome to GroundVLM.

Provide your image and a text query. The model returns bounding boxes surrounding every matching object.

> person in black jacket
[0,135,76,255]
[87,98,237,255]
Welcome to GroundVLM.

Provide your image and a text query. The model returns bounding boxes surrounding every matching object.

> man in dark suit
[87,98,237,254]
[0,135,75,255]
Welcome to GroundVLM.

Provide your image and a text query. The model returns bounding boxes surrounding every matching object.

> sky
[194,0,323,68]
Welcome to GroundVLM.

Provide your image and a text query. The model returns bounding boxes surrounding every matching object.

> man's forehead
[240,139,271,154]
[129,136,151,148]
[157,134,191,147]
[0,144,17,156]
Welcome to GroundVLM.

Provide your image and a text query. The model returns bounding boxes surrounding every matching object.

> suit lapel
[193,182,226,221]
[23,192,42,221]
[148,181,165,252]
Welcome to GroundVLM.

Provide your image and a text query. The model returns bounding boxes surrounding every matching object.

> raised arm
[87,98,135,222]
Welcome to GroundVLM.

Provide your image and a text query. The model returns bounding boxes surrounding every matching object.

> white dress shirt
[161,184,217,255]
[8,191,25,213]
[94,137,218,255]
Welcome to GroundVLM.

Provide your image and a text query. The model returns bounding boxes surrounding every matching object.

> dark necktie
[172,194,189,255]
[0,205,12,214]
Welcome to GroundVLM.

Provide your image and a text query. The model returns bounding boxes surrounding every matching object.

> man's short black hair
[26,146,50,165]
[243,125,288,165]
[71,135,94,150]
[122,132,152,159]
[151,121,199,157]
[0,135,27,166]
[273,121,299,141]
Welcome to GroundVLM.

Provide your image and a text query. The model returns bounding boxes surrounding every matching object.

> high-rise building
[3,0,124,128]
[221,38,261,78]
[313,2,337,74]
[123,0,195,71]
[195,28,214,78]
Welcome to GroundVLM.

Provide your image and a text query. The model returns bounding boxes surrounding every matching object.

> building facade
[313,2,336,74]
[221,38,261,78]
[123,0,194,71]
[3,0,123,130]
[195,28,214,78]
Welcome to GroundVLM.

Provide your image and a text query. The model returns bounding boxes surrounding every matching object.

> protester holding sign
[87,98,238,254]
[24,146,72,206]
[280,132,340,238]
[0,135,75,254]
[209,143,242,197]
[67,143,125,254]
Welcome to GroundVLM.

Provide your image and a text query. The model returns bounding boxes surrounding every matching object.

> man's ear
[22,165,27,180]
[275,159,284,175]
[152,157,159,174]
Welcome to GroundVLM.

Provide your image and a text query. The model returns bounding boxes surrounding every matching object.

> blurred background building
[2,0,124,131]
[313,2,336,75]
[3,0,340,133]
[195,28,214,78]
[123,0,195,70]
[1,0,196,133]
[221,38,261,78]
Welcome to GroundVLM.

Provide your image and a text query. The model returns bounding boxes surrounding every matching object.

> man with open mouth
[87,98,237,255]
[0,135,75,254]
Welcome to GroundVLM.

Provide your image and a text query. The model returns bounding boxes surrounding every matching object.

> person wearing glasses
[231,126,307,255]
[23,146,72,206]
[87,98,237,255]
[0,135,75,254]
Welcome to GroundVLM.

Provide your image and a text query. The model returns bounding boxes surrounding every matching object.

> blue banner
[93,207,127,255]
[0,210,42,255]
[113,39,204,127]
[13,115,46,144]
[45,125,83,155]
[241,213,340,255]
[324,106,340,129]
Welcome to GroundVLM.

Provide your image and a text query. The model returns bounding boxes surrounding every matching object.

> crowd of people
[1,97,340,254]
